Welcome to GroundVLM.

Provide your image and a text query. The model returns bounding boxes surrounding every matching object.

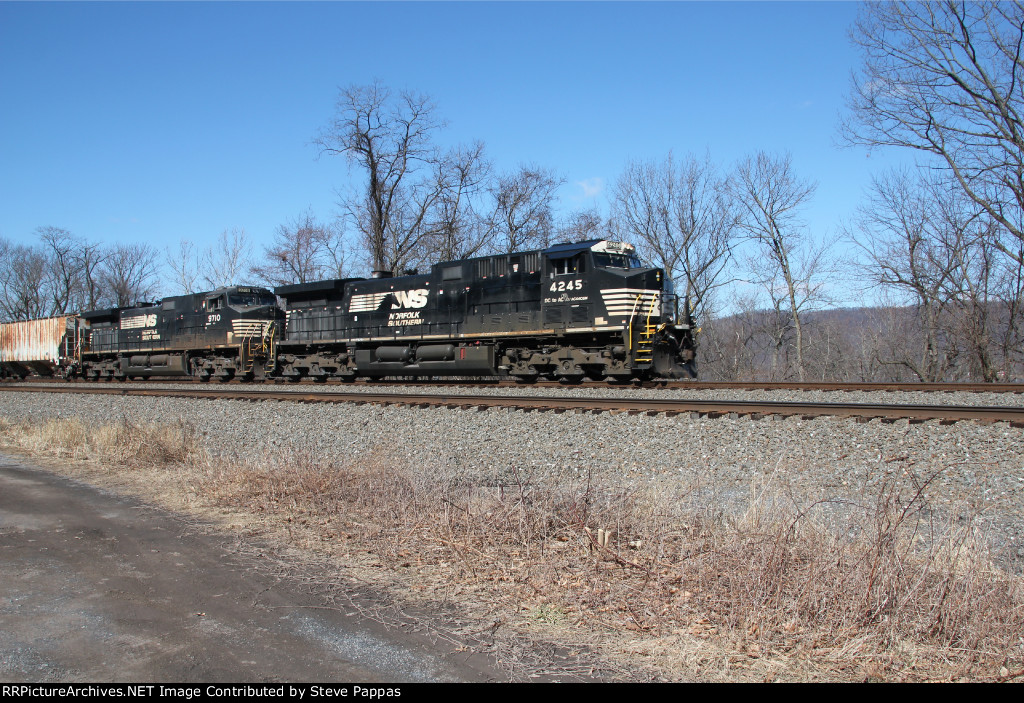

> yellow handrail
[627,293,644,354]
[645,292,660,332]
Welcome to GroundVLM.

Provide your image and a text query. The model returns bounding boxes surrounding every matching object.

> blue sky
[0,1,908,298]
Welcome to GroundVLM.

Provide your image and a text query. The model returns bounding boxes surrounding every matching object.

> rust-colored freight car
[0,316,79,378]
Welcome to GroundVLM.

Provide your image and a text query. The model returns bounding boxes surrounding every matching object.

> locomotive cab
[539,240,695,380]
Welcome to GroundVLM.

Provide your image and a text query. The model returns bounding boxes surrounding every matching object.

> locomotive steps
[3,384,1023,425]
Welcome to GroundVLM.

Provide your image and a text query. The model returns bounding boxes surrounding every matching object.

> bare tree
[610,152,739,323]
[316,82,450,274]
[0,237,9,320]
[1,229,109,317]
[318,222,348,280]
[992,240,1024,378]
[847,169,956,381]
[251,211,347,286]
[486,166,562,253]
[165,239,201,295]
[100,243,159,308]
[849,162,1024,381]
[37,227,83,314]
[428,141,492,262]
[0,238,8,320]
[700,290,795,381]
[556,208,607,244]
[846,303,928,382]
[168,228,260,292]
[734,152,826,382]
[933,184,1007,382]
[28,227,106,314]
[843,1,1024,267]
[77,238,105,311]
[0,238,48,321]
[201,227,253,289]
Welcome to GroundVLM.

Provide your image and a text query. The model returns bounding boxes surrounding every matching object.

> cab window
[550,254,586,276]
[593,253,642,269]
[229,292,275,307]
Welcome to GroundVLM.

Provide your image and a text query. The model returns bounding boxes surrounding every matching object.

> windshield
[593,253,643,269]
[229,293,277,307]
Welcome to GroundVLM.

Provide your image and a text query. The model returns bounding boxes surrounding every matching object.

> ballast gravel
[2,389,1023,568]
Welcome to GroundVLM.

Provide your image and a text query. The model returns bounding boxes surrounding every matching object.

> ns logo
[392,289,429,309]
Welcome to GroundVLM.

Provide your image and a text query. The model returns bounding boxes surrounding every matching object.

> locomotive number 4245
[549,280,583,292]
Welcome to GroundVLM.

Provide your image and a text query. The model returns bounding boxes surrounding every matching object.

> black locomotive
[274,239,695,383]
[75,286,283,381]
[2,239,696,383]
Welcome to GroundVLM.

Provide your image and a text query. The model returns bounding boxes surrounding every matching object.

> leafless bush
[194,445,1023,680]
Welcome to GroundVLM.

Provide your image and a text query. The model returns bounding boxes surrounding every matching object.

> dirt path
[0,455,503,682]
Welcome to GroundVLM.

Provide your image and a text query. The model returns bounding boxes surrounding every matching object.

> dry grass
[1,416,1022,682]
[0,416,201,466]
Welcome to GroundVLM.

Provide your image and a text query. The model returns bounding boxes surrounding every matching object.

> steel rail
[660,381,1024,393]
[4,377,1024,393]
[2,384,1023,424]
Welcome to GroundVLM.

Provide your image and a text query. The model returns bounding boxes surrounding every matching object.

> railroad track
[5,377,1024,393]
[663,381,1024,393]
[3,384,1023,425]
